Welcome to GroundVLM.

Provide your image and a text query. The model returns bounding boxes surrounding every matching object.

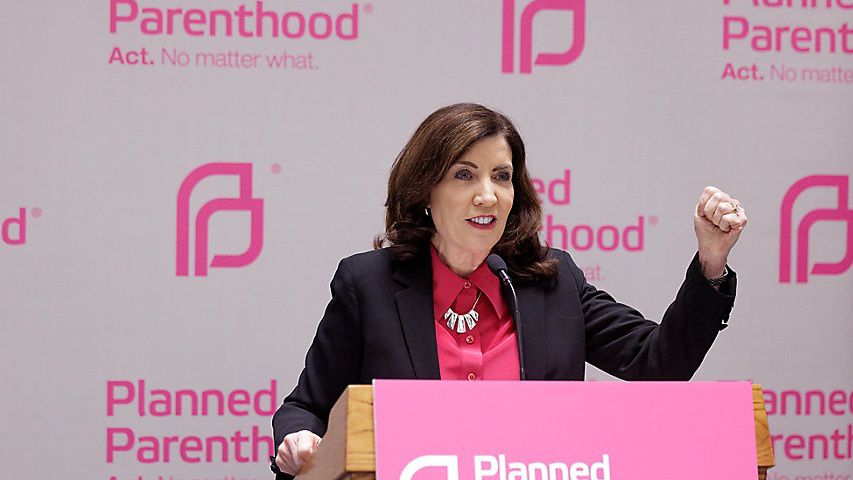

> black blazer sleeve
[560,250,736,380]
[272,258,363,447]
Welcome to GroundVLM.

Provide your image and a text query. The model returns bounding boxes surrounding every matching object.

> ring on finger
[730,201,740,215]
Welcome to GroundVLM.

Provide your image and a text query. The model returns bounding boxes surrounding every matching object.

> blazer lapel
[390,250,546,381]
[515,282,546,380]
[393,253,441,379]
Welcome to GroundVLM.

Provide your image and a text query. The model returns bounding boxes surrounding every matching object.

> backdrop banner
[2,1,851,479]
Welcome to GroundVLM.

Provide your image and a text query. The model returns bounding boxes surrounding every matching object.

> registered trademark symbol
[31,207,42,218]
[363,3,374,14]
[271,163,282,175]
[648,215,658,226]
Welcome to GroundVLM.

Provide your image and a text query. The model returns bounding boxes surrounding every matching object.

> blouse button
[463,281,472,289]
[467,372,477,380]
[465,335,474,344]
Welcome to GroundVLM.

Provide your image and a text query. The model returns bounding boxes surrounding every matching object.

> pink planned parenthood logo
[501,0,586,74]
[779,175,853,284]
[176,163,264,277]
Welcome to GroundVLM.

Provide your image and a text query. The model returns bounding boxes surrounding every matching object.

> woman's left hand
[694,186,748,278]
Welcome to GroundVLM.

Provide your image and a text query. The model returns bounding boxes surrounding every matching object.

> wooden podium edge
[297,385,375,480]
[299,383,774,480]
[753,384,776,480]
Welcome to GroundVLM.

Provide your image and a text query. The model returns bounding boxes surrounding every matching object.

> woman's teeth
[469,217,494,225]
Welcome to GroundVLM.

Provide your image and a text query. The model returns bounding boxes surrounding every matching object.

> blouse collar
[430,245,506,319]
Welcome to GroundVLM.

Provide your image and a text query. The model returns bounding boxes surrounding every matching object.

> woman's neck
[431,239,487,278]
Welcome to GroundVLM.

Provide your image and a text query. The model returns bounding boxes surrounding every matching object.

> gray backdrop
[2,1,851,479]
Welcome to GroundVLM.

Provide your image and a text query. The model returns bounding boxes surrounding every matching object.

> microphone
[486,254,526,381]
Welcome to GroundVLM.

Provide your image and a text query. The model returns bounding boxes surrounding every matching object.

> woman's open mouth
[466,215,497,230]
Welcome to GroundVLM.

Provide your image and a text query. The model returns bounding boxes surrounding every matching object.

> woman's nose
[474,181,498,206]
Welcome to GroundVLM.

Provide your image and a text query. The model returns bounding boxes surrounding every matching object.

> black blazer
[273,247,735,452]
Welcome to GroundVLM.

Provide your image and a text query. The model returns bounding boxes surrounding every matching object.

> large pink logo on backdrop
[780,175,853,283]
[501,0,585,74]
[176,163,263,277]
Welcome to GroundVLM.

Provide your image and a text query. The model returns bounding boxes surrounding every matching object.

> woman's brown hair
[375,103,558,282]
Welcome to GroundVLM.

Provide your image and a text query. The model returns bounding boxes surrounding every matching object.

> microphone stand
[497,271,526,381]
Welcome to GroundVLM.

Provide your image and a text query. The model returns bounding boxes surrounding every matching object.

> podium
[296,384,775,480]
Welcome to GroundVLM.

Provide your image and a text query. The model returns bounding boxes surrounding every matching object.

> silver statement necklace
[444,292,482,334]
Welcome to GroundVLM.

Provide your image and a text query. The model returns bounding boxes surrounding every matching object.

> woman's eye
[495,171,512,182]
[454,169,473,180]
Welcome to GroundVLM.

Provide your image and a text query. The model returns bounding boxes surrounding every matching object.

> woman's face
[429,135,514,259]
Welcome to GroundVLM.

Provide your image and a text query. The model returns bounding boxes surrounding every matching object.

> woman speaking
[272,103,747,476]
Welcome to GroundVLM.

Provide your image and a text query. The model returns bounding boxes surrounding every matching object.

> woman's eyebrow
[454,160,478,168]
[453,161,512,170]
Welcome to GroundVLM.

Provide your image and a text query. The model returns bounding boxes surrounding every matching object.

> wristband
[707,267,729,287]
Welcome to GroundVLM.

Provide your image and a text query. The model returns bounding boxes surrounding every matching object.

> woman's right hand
[275,430,322,476]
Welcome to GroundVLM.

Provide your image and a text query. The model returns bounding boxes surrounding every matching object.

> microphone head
[486,254,508,275]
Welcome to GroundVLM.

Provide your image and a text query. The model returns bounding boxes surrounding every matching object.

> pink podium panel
[373,380,756,480]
